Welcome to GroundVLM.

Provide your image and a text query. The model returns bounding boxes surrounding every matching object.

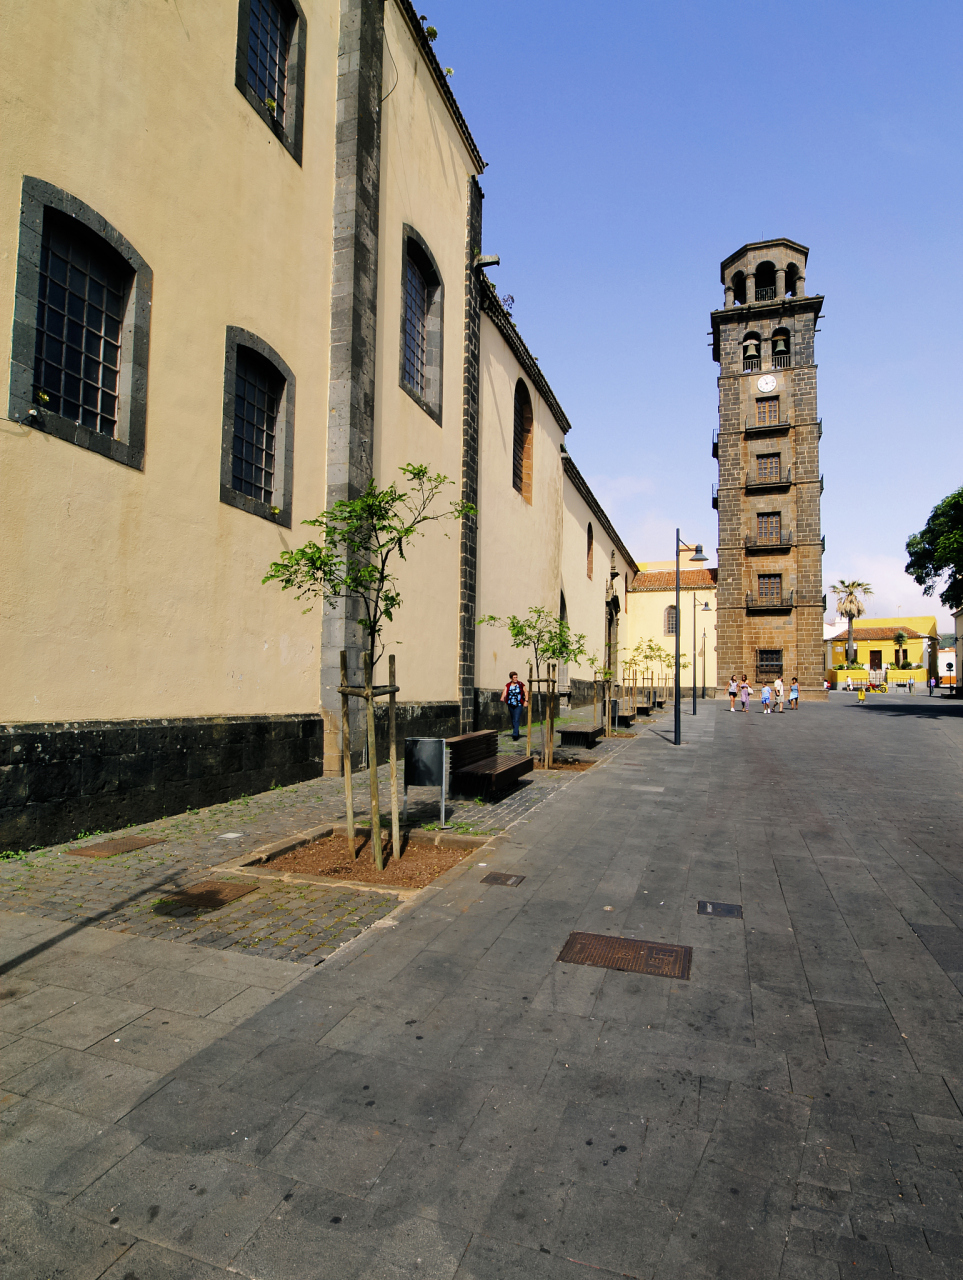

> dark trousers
[509,704,523,737]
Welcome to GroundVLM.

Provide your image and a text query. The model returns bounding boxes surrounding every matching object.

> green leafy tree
[905,486,963,611]
[830,579,874,664]
[477,607,588,757]
[263,463,474,670]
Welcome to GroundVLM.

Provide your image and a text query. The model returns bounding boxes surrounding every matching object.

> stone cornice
[393,0,485,173]
[480,277,572,436]
[562,455,638,573]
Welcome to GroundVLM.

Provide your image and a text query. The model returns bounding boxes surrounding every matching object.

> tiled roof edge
[393,0,485,172]
[480,277,572,436]
[562,455,638,573]
[629,569,718,592]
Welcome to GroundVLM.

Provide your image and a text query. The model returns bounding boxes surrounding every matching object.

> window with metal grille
[664,605,677,636]
[757,453,781,482]
[757,649,783,676]
[403,258,428,398]
[512,380,533,500]
[232,347,283,504]
[33,214,129,436]
[757,512,781,543]
[755,397,780,425]
[246,0,294,123]
[758,574,782,603]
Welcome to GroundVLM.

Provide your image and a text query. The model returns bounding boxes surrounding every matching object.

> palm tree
[831,580,874,664]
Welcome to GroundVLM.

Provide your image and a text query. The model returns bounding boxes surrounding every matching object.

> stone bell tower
[710,240,826,699]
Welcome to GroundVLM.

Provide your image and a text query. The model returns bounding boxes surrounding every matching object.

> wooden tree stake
[526,663,533,759]
[363,651,384,871]
[388,654,401,859]
[340,650,355,852]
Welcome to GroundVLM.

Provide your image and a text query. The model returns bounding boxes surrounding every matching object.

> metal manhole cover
[480,871,526,887]
[155,880,256,912]
[557,931,691,980]
[67,836,166,858]
[698,900,743,918]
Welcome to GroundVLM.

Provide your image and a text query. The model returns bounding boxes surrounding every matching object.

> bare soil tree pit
[265,833,480,889]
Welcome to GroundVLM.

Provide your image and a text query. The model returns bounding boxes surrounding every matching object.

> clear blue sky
[428,0,962,630]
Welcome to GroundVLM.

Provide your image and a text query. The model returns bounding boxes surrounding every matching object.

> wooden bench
[559,725,605,749]
[447,730,534,800]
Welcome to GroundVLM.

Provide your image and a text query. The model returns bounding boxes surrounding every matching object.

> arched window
[785,263,800,297]
[743,332,761,372]
[755,261,776,301]
[586,523,594,579]
[771,328,791,368]
[732,271,746,306]
[664,605,677,636]
[400,229,443,422]
[512,379,533,502]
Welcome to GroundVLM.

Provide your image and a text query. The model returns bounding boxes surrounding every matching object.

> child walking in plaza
[500,670,528,740]
[728,674,739,710]
[789,677,799,709]
[761,684,772,713]
[739,675,751,712]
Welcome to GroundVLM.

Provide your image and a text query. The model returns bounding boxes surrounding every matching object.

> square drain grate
[557,931,691,980]
[697,900,743,919]
[480,871,526,887]
[155,880,257,912]
[67,836,166,858]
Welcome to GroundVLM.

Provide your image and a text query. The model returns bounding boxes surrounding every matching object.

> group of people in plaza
[727,673,799,714]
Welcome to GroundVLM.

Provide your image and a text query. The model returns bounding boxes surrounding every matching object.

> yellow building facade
[0,0,635,845]
[825,617,938,681]
[623,562,718,694]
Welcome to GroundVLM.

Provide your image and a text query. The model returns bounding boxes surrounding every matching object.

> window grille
[773,353,790,369]
[743,357,760,372]
[757,649,783,676]
[232,347,283,505]
[246,0,294,123]
[757,453,781,482]
[757,512,781,543]
[758,574,782,603]
[756,397,780,426]
[754,286,776,301]
[403,258,428,398]
[664,605,677,636]
[33,216,128,436]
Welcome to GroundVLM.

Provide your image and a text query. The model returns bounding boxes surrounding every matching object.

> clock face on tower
[756,374,778,393]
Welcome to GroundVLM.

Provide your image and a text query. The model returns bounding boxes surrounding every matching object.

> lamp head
[689,544,709,563]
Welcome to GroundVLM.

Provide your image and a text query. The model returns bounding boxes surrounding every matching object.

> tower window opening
[785,263,799,297]
[754,261,776,301]
[771,329,791,369]
[758,574,782,603]
[743,333,761,372]
[512,379,533,502]
[757,512,781,544]
[731,271,746,306]
[755,397,780,426]
[586,523,594,579]
[757,453,781,482]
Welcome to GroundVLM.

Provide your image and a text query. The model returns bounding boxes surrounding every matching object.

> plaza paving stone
[1,691,962,1279]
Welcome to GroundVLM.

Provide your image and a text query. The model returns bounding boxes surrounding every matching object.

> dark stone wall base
[0,714,324,850]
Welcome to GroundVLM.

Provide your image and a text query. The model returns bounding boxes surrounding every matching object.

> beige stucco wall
[0,0,340,721]
[473,316,566,690]
[560,474,633,684]
[369,1,478,702]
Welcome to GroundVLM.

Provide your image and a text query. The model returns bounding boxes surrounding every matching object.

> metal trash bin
[403,738,449,827]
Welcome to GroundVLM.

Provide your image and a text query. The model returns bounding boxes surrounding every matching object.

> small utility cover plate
[698,900,743,918]
[481,871,525,887]
[67,836,166,858]
[557,932,691,980]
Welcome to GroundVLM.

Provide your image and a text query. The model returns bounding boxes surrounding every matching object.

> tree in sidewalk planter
[263,464,475,869]
[476,607,588,762]
[905,486,963,611]
[627,638,688,686]
[830,580,874,665]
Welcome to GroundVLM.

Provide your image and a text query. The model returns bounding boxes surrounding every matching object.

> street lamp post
[674,531,708,745]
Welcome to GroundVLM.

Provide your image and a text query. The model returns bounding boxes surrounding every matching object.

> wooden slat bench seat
[446,730,533,799]
[559,725,605,748]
